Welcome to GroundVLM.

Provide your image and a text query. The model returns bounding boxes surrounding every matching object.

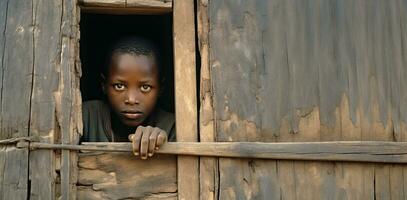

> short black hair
[103,36,162,79]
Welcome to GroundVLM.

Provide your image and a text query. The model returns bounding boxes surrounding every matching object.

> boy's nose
[125,91,140,105]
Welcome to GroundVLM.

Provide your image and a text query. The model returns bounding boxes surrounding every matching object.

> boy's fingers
[156,131,167,149]
[148,128,160,157]
[140,126,152,159]
[128,134,135,141]
[132,127,143,156]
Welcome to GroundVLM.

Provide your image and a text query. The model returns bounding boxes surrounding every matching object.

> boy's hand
[128,126,167,160]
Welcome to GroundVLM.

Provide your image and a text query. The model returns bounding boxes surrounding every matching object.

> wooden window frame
[68,0,199,199]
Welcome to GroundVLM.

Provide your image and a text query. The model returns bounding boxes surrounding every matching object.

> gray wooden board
[209,0,407,199]
[0,0,8,111]
[210,0,407,141]
[0,0,33,199]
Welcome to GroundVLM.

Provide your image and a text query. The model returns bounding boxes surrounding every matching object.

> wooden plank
[334,1,375,199]
[78,0,126,7]
[197,0,218,200]
[371,1,401,200]
[79,7,171,15]
[173,0,199,199]
[0,0,32,199]
[285,2,337,198]
[389,165,404,199]
[59,0,81,200]
[265,1,297,199]
[79,0,172,8]
[0,146,5,197]
[25,141,407,164]
[385,1,405,199]
[335,0,374,199]
[126,0,172,8]
[208,1,282,198]
[0,0,33,139]
[28,0,64,199]
[79,0,172,15]
[77,152,177,199]
[0,0,7,108]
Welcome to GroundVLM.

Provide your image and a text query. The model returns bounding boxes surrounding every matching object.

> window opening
[80,13,174,113]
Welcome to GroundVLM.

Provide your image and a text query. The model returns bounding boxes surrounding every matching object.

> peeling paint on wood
[208,0,407,199]
[210,0,407,139]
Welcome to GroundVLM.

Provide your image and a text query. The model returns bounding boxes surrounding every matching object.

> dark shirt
[82,100,176,142]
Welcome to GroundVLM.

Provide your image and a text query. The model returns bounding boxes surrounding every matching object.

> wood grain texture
[208,0,407,199]
[0,0,32,199]
[79,0,172,14]
[209,0,406,143]
[126,0,172,8]
[77,152,177,200]
[26,141,407,163]
[28,0,63,199]
[0,0,80,199]
[173,0,199,199]
[58,0,82,199]
[79,0,126,7]
[198,0,218,199]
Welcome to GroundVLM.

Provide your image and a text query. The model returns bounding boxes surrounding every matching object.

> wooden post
[173,0,199,199]
[197,0,218,199]
[59,0,81,200]
[28,0,65,199]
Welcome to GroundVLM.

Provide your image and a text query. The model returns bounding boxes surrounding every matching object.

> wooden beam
[79,0,172,15]
[79,0,126,7]
[23,141,407,164]
[173,0,199,199]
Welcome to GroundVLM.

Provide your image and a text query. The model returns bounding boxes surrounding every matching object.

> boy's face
[104,53,160,127]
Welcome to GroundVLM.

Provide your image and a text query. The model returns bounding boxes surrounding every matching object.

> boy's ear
[100,73,106,93]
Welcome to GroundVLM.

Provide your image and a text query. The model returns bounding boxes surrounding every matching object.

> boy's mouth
[121,111,143,120]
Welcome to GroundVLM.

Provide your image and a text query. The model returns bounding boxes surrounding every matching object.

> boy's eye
[113,83,126,91]
[140,85,151,92]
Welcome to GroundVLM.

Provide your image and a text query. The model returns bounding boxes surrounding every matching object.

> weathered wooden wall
[0,0,81,199]
[2,0,407,199]
[201,0,407,199]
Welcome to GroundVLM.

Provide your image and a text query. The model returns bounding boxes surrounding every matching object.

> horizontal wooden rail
[79,0,172,14]
[15,141,407,164]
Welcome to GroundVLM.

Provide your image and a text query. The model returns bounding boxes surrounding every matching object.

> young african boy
[82,37,175,159]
